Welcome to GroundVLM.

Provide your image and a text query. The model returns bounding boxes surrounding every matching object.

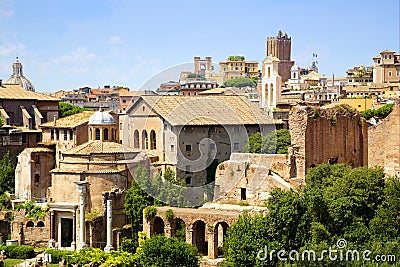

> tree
[138,235,199,267]
[244,129,291,154]
[125,165,154,239]
[224,77,256,88]
[0,151,15,195]
[59,102,90,118]
[361,103,394,120]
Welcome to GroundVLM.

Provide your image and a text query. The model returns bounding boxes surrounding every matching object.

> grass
[3,258,22,267]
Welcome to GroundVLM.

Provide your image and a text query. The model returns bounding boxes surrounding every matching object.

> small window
[209,143,215,150]
[185,165,191,174]
[26,221,34,227]
[388,71,392,77]
[63,130,68,141]
[95,128,101,140]
[233,142,240,151]
[34,174,40,184]
[122,99,127,103]
[171,144,175,152]
[104,128,109,141]
[185,144,192,152]
[37,221,45,227]
[185,176,192,185]
[241,188,246,200]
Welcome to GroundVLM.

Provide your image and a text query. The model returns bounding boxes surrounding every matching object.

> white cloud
[39,47,95,67]
[108,35,124,45]
[0,42,26,57]
[0,0,14,18]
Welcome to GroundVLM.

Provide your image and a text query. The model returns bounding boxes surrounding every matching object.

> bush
[165,209,174,223]
[361,103,394,120]
[120,237,138,254]
[144,206,157,222]
[45,249,73,263]
[138,235,199,267]
[0,245,35,259]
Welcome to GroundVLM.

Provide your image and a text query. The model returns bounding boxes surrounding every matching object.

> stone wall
[11,210,50,247]
[368,103,400,176]
[289,104,368,182]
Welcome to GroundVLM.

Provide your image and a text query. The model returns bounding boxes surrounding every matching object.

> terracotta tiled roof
[140,95,273,126]
[63,140,135,155]
[0,84,59,101]
[40,111,95,128]
[119,91,144,97]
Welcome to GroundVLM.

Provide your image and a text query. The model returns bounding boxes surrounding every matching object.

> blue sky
[0,0,399,92]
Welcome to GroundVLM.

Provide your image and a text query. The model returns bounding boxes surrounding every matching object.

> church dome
[88,110,115,125]
[5,58,35,92]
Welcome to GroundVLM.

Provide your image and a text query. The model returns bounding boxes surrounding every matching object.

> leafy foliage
[244,129,291,154]
[144,206,157,222]
[120,237,139,254]
[0,152,15,195]
[15,201,48,219]
[59,102,90,118]
[138,235,199,267]
[224,77,256,88]
[223,164,398,267]
[0,193,11,210]
[361,103,394,120]
[0,245,34,259]
[165,209,174,223]
[66,247,138,267]
[227,55,245,61]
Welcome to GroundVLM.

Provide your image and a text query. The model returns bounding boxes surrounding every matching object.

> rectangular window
[122,99,127,103]
[388,71,392,77]
[241,188,246,200]
[185,176,192,185]
[63,130,68,141]
[233,142,240,151]
[185,144,192,151]
[171,144,175,152]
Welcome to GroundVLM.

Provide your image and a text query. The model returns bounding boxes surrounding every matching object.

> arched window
[150,130,156,150]
[26,221,34,227]
[134,130,140,148]
[95,128,100,140]
[37,221,45,227]
[268,67,271,78]
[104,128,109,141]
[142,130,148,149]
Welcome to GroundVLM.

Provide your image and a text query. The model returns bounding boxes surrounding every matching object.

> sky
[0,0,399,92]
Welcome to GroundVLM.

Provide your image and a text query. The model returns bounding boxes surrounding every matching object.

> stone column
[104,199,114,252]
[50,211,55,240]
[75,181,88,249]
[71,210,76,250]
[186,229,194,245]
[207,231,217,259]
[164,225,172,238]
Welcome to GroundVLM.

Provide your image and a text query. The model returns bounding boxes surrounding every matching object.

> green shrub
[312,109,320,119]
[361,103,394,120]
[45,249,73,263]
[0,245,35,259]
[144,206,157,222]
[120,237,138,254]
[331,115,337,126]
[165,209,174,223]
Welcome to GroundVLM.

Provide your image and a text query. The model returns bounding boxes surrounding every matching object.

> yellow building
[339,98,375,111]
[219,55,258,83]
[373,50,400,83]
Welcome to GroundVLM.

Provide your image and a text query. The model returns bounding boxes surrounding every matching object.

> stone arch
[153,216,165,236]
[150,130,156,150]
[134,130,140,148]
[37,221,45,227]
[26,221,34,227]
[214,221,229,258]
[193,220,207,255]
[142,130,148,149]
[172,218,186,242]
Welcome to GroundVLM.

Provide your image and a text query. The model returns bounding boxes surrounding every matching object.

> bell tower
[266,31,294,82]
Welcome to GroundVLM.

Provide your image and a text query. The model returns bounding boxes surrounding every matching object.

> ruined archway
[153,216,164,236]
[193,220,207,255]
[172,218,186,242]
[214,221,229,258]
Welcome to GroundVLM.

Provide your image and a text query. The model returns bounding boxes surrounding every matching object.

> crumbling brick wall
[289,104,368,181]
[368,103,400,177]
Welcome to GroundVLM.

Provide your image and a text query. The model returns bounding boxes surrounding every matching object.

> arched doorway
[214,222,229,258]
[172,218,186,242]
[153,216,165,236]
[193,220,207,255]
